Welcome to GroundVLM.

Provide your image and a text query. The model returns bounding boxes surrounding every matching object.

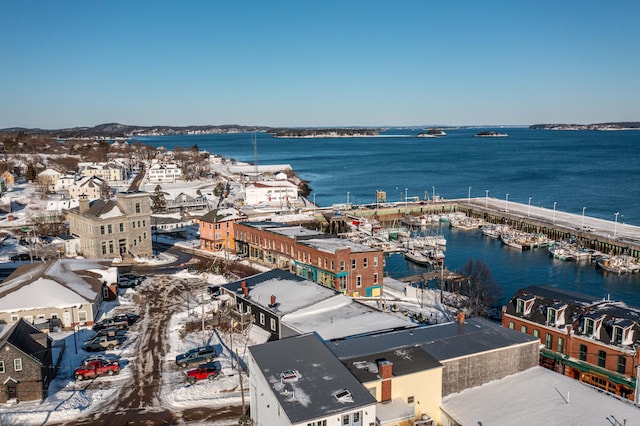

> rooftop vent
[333,389,353,403]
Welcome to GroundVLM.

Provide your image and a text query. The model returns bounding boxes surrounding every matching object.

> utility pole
[237,349,245,415]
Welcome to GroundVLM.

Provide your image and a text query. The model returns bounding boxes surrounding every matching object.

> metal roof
[248,333,376,424]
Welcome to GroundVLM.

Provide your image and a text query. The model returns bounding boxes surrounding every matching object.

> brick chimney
[79,195,90,214]
[241,281,248,298]
[378,359,393,402]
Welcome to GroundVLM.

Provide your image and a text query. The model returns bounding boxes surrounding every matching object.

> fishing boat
[403,250,431,267]
[474,131,509,137]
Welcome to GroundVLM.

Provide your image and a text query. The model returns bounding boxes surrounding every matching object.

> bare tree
[459,258,503,318]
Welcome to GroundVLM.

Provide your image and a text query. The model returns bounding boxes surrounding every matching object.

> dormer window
[612,326,623,344]
[516,299,524,314]
[584,318,595,336]
[547,308,556,326]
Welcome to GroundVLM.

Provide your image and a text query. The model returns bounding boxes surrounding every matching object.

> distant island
[530,122,640,131]
[474,131,509,138]
[267,128,382,138]
[0,123,271,139]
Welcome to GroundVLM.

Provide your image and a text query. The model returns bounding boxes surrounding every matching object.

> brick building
[198,209,245,253]
[503,286,640,401]
[234,221,383,297]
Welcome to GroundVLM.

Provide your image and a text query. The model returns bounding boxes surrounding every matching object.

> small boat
[474,131,509,138]
[404,250,431,267]
[417,128,446,138]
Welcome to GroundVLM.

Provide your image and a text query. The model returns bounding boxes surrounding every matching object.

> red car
[186,362,219,384]
[75,359,120,381]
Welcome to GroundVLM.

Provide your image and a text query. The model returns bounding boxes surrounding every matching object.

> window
[597,350,606,368]
[516,299,524,314]
[14,358,22,372]
[331,260,334,270]
[356,276,362,287]
[533,329,540,338]
[579,344,587,361]
[363,258,368,268]
[100,225,105,235]
[339,276,347,290]
[101,242,107,255]
[260,313,265,325]
[10,315,18,323]
[0,361,4,373]
[135,202,141,213]
[270,318,276,332]
[407,396,414,404]
[340,261,345,271]
[545,333,552,350]
[373,256,378,267]
[353,412,361,422]
[558,337,565,354]
[584,318,594,336]
[547,308,556,326]
[508,321,515,329]
[612,326,623,344]
[107,224,112,234]
[78,311,88,322]
[351,259,357,269]
[119,223,124,232]
[520,325,527,333]
[617,356,627,374]
[373,273,378,284]
[342,414,349,425]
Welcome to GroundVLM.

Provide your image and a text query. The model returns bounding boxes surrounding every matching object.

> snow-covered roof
[283,294,414,340]
[0,278,87,312]
[228,164,292,174]
[301,237,380,254]
[441,366,640,425]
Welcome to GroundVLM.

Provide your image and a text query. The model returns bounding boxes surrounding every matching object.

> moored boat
[474,131,509,138]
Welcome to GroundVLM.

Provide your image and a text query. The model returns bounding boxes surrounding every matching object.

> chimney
[79,195,90,214]
[378,359,393,402]
[270,295,276,306]
[457,310,465,324]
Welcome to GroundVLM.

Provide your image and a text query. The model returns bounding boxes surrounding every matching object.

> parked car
[93,316,129,331]
[95,327,128,339]
[82,334,123,351]
[175,345,217,368]
[186,362,219,384]
[207,285,221,297]
[117,274,143,288]
[75,359,120,380]
[113,312,139,326]
[81,353,118,366]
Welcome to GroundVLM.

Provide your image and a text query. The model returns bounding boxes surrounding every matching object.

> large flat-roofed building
[234,221,383,297]
[329,315,540,397]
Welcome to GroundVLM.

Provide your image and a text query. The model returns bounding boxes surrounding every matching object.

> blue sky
[1,1,638,128]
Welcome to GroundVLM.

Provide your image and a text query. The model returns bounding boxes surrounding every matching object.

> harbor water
[139,128,640,305]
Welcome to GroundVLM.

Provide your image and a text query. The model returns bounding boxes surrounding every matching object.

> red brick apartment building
[234,221,384,297]
[503,286,640,401]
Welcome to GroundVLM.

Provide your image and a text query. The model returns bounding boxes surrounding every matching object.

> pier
[325,198,640,259]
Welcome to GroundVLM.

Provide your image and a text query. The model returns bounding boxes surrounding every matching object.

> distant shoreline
[530,122,640,131]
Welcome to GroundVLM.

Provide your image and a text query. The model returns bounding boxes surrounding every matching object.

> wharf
[329,198,640,259]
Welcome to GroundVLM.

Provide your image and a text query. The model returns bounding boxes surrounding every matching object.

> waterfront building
[244,180,299,207]
[146,160,182,183]
[503,286,640,401]
[68,191,152,259]
[234,221,384,297]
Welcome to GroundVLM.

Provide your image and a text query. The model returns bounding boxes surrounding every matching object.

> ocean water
[139,128,640,305]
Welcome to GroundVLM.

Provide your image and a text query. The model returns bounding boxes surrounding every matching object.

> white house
[0,259,118,329]
[78,162,125,182]
[248,333,377,426]
[68,175,107,200]
[147,161,182,183]
[244,180,299,206]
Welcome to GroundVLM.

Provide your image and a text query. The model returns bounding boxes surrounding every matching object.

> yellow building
[342,346,442,426]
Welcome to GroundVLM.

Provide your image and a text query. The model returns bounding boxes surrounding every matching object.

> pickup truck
[175,345,217,368]
[82,334,123,351]
[186,362,219,384]
[75,359,120,380]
